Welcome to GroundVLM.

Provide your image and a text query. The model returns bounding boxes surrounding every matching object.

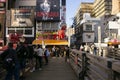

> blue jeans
[5,64,20,80]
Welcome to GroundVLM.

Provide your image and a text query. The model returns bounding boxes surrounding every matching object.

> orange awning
[32,39,68,45]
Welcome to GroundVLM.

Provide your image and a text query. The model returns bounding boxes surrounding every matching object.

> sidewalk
[25,57,78,80]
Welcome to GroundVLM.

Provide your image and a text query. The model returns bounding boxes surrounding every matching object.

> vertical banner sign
[61,0,66,31]
[61,0,66,23]
[36,0,60,21]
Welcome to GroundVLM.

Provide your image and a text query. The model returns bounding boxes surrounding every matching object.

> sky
[66,0,94,27]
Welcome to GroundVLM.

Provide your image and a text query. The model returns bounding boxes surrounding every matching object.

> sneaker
[39,68,42,70]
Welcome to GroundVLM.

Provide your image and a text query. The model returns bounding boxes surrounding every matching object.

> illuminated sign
[36,0,60,21]
[0,0,6,2]
[10,9,34,27]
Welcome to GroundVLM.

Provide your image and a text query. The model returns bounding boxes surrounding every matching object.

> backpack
[44,49,50,57]
[16,45,28,59]
[3,50,15,69]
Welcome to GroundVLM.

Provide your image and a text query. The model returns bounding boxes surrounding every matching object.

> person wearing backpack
[1,42,20,80]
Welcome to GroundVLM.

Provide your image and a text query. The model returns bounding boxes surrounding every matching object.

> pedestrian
[35,45,44,70]
[33,45,39,69]
[65,47,70,62]
[1,42,20,80]
[93,45,97,55]
[52,46,55,57]
[80,45,84,51]
[27,45,35,72]
[60,48,64,57]
[44,47,50,65]
[16,42,28,79]
[56,47,60,57]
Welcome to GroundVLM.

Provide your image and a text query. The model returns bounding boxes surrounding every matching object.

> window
[7,27,34,37]
[16,30,23,34]
[86,24,92,31]
[8,30,15,34]
[25,29,32,35]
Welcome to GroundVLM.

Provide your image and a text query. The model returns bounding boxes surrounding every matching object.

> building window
[86,24,92,31]
[25,29,32,35]
[7,27,34,37]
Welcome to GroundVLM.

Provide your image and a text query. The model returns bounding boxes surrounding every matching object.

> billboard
[10,9,34,27]
[36,0,60,21]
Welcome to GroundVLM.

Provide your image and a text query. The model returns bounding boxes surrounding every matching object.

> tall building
[74,2,93,26]
[0,0,16,43]
[92,0,113,43]
[92,0,112,17]
[73,0,113,47]
[112,0,120,15]
[36,0,61,40]
[73,2,93,48]
[7,0,65,44]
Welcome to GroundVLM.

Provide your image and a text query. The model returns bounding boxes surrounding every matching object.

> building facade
[4,0,64,44]
[73,0,113,48]
[112,0,120,15]
[73,2,93,48]
[92,0,112,17]
[0,0,17,44]
[5,0,36,44]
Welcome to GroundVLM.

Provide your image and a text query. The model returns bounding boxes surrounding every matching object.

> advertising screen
[10,9,34,27]
[36,0,60,21]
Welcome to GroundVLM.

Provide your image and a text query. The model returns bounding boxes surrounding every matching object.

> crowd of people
[79,43,105,56]
[0,42,70,80]
[79,43,98,55]
[0,42,51,80]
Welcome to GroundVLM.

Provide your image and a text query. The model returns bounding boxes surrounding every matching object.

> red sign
[58,30,65,39]
[36,12,59,18]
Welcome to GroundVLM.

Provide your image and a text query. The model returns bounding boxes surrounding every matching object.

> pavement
[25,57,79,80]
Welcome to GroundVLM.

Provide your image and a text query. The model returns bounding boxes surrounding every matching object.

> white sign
[83,33,94,42]
[109,21,120,29]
